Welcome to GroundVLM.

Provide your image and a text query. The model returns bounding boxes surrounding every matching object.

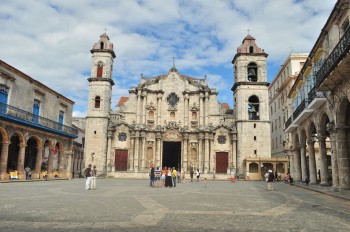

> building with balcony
[0,60,78,180]
[72,124,84,178]
[269,53,308,159]
[285,0,350,190]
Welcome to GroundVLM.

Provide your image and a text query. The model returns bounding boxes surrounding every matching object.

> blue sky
[0,0,336,117]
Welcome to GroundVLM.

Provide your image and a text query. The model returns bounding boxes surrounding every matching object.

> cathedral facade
[84,33,279,180]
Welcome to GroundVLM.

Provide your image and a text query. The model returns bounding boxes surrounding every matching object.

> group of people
[84,164,97,190]
[149,165,201,188]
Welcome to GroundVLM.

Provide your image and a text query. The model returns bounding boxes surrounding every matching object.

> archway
[162,141,181,171]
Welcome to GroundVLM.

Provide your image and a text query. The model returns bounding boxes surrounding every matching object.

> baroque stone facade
[84,33,276,179]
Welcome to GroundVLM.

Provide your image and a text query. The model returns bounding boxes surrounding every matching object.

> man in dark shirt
[85,164,92,190]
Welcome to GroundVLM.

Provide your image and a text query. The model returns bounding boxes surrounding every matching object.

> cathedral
[84,33,281,180]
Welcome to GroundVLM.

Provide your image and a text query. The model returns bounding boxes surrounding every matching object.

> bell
[248,68,257,81]
[251,105,256,112]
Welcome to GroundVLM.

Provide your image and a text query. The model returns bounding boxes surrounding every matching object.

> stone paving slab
[0,179,349,231]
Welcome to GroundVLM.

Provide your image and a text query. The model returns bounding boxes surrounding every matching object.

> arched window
[97,62,103,78]
[248,95,260,120]
[100,42,104,49]
[249,46,254,53]
[95,96,101,108]
[247,62,257,82]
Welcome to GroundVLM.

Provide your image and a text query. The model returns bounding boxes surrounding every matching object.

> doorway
[162,142,181,171]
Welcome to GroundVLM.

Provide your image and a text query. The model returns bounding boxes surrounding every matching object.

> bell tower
[84,33,116,174]
[231,33,271,176]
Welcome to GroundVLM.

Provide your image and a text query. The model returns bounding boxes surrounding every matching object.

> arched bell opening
[247,62,258,82]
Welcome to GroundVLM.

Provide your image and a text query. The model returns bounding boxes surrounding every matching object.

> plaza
[0,179,349,231]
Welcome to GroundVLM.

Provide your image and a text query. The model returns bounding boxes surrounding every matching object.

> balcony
[0,102,78,138]
[308,87,326,109]
[284,116,298,133]
[292,99,313,125]
[315,27,350,91]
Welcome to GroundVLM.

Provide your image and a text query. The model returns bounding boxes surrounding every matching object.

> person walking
[161,167,166,187]
[267,170,275,191]
[246,170,250,181]
[165,167,173,187]
[24,166,31,180]
[150,166,155,187]
[172,168,177,187]
[90,165,97,190]
[196,169,200,182]
[181,169,185,183]
[190,169,194,182]
[85,164,92,190]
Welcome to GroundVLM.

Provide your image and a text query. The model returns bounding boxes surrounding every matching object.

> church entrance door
[216,152,228,173]
[162,142,181,171]
[115,149,128,171]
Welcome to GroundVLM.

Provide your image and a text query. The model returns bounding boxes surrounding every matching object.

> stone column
[300,143,307,181]
[17,144,26,177]
[140,132,146,171]
[209,134,215,173]
[336,128,349,189]
[231,132,237,171]
[156,133,161,168]
[142,94,147,125]
[204,93,209,126]
[204,134,209,174]
[198,134,203,172]
[34,147,43,177]
[136,91,141,124]
[327,122,339,188]
[318,136,329,186]
[106,131,113,174]
[129,135,135,171]
[183,133,188,172]
[199,94,204,126]
[292,147,301,181]
[307,139,317,184]
[134,133,140,172]
[184,95,189,127]
[0,142,9,176]
[47,148,54,175]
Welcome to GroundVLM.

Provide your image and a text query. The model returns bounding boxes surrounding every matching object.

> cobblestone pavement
[0,179,349,232]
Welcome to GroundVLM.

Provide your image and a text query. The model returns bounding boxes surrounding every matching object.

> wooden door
[216,152,228,173]
[115,149,128,171]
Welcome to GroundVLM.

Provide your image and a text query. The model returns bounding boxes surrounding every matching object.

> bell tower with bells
[84,32,116,174]
[231,33,271,176]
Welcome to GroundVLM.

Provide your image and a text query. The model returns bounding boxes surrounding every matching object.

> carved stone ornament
[146,101,156,110]
[167,93,179,108]
[118,132,127,141]
[191,102,199,111]
[165,121,179,129]
[217,135,226,144]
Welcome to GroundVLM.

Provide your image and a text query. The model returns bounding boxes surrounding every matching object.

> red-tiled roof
[117,97,129,106]
[221,103,230,108]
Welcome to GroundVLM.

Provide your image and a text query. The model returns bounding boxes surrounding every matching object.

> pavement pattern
[0,178,349,232]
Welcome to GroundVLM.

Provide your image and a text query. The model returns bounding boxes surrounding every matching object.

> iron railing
[0,102,78,137]
[285,116,292,129]
[315,27,350,87]
[293,99,309,120]
[308,86,325,102]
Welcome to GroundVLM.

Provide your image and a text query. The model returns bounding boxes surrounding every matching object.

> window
[247,62,257,82]
[218,136,226,144]
[58,110,64,130]
[254,136,256,141]
[118,132,127,141]
[248,95,260,120]
[95,96,101,108]
[249,46,254,53]
[97,62,103,78]
[0,84,9,113]
[100,42,104,49]
[32,99,40,123]
[254,123,256,128]
[167,93,179,107]
[254,150,257,155]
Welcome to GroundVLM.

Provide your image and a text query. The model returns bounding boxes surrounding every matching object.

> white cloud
[0,0,337,116]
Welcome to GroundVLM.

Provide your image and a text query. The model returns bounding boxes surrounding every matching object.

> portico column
[300,142,307,181]
[129,136,135,171]
[327,123,339,188]
[209,134,215,173]
[34,147,43,177]
[336,128,349,189]
[47,148,54,175]
[156,133,161,168]
[307,139,317,184]
[198,134,203,172]
[183,133,188,172]
[318,136,329,186]
[0,142,9,176]
[134,132,140,172]
[140,132,146,171]
[231,133,237,171]
[17,144,26,177]
[292,147,301,181]
[106,131,113,173]
[204,135,209,174]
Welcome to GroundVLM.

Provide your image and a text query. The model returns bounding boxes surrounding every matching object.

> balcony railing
[308,86,324,102]
[248,113,260,120]
[315,27,350,87]
[293,99,309,120]
[285,116,292,129]
[0,102,78,137]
